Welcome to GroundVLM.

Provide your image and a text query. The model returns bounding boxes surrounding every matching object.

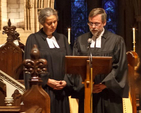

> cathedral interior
[0,0,141,113]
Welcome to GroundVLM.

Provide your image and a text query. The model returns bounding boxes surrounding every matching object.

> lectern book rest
[65,56,112,81]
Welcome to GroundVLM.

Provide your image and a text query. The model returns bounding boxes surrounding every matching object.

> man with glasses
[73,8,128,113]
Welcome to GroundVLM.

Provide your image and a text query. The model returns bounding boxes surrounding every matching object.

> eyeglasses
[87,22,101,27]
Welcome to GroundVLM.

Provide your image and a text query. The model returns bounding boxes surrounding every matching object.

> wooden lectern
[65,56,112,113]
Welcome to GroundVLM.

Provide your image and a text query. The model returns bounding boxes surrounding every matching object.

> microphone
[87,38,92,49]
[87,38,93,67]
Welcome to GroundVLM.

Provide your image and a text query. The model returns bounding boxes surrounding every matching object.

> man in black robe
[73,8,128,113]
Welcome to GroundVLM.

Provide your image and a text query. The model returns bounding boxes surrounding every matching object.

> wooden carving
[21,44,50,113]
[3,19,19,42]
[0,19,23,79]
[12,89,22,106]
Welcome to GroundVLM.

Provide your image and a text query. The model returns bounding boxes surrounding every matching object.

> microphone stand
[88,42,93,113]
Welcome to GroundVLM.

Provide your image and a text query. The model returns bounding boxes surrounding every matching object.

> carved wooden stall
[0,19,25,108]
[126,51,140,113]
[0,19,24,80]
[0,44,51,113]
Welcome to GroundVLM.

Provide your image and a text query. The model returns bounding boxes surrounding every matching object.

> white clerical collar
[90,28,105,48]
[46,36,60,48]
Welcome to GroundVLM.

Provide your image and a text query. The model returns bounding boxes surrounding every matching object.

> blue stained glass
[104,1,115,13]
[71,0,88,44]
[102,0,117,33]
[74,0,85,8]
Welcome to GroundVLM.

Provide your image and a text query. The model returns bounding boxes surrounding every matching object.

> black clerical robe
[24,28,72,113]
[73,29,129,113]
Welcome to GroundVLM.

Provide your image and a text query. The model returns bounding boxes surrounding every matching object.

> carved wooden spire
[3,19,20,42]
[23,44,47,79]
[21,45,50,113]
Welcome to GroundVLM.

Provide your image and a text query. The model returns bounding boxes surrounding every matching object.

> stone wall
[0,0,31,45]
[7,0,24,28]
[0,0,55,45]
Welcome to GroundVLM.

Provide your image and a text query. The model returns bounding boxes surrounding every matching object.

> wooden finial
[23,44,47,79]
[3,19,19,42]
[21,44,50,113]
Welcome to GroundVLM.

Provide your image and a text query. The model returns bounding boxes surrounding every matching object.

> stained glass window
[71,0,88,44]
[102,0,117,33]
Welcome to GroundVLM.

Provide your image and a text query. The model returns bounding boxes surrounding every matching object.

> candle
[132,28,135,43]
[68,28,71,44]
[132,27,136,52]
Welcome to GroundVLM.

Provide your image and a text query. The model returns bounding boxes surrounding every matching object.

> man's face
[88,14,106,38]
[42,15,58,36]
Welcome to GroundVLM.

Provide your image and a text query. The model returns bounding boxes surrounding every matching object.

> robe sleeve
[102,36,128,97]
[24,34,34,59]
[24,34,34,89]
[64,74,84,97]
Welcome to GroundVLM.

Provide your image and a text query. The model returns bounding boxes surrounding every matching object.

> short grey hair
[38,7,58,25]
[88,8,107,23]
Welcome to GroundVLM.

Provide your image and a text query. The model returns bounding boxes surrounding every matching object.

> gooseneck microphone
[87,38,93,67]
[87,38,92,49]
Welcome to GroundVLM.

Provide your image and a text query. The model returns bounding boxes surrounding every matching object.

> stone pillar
[44,0,54,8]
[0,0,7,30]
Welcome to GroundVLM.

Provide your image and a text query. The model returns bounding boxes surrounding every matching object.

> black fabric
[24,28,72,113]
[73,29,129,113]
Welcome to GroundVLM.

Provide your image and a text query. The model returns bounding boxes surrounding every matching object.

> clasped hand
[47,79,67,90]
[93,83,107,93]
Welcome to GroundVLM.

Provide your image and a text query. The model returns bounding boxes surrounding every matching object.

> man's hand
[47,79,66,90]
[93,83,106,93]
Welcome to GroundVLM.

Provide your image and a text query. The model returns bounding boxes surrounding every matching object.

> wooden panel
[0,42,23,79]
[0,106,20,113]
[127,51,138,113]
